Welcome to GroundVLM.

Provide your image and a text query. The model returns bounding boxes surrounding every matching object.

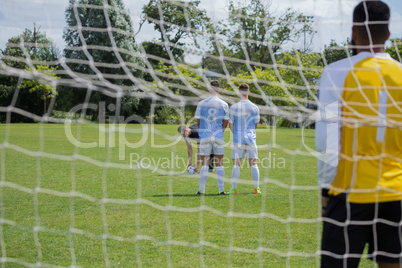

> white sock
[216,166,225,192]
[251,164,259,188]
[231,165,240,189]
[199,165,209,192]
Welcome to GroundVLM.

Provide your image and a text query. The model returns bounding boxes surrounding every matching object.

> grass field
[0,124,373,267]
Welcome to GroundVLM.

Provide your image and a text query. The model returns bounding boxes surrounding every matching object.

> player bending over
[228,83,261,194]
[177,124,215,173]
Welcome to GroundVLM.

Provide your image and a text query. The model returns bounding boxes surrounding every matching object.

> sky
[1,0,402,63]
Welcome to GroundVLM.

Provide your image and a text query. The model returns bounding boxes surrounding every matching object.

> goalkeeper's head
[352,1,390,48]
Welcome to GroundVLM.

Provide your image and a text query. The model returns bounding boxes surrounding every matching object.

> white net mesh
[0,0,401,267]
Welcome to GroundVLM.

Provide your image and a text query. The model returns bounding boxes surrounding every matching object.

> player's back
[195,96,229,139]
[187,123,200,142]
[230,100,260,144]
[330,54,402,203]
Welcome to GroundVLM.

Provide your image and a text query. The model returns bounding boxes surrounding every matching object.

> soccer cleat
[218,191,227,195]
[196,191,205,195]
[254,188,261,194]
[228,188,237,195]
[209,168,215,173]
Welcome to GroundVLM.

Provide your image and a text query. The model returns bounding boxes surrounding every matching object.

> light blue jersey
[195,96,229,140]
[229,100,260,144]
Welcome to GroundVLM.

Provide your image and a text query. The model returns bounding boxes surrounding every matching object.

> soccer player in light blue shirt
[194,80,229,195]
[228,83,261,194]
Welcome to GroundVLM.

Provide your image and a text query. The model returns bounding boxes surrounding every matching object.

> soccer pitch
[0,124,370,267]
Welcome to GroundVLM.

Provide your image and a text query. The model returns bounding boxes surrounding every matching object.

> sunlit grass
[0,123,372,267]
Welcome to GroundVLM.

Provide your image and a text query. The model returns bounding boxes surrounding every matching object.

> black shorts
[321,195,402,267]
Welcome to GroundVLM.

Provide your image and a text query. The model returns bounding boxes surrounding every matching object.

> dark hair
[177,125,186,133]
[210,80,220,88]
[239,83,249,91]
[353,1,390,42]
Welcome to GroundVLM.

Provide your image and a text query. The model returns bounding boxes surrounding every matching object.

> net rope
[1,0,401,267]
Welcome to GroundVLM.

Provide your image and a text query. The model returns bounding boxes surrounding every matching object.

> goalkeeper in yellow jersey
[316,1,402,267]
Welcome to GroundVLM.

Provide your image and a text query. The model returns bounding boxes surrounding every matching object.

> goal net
[0,0,400,266]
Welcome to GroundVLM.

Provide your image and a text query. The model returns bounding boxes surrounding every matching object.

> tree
[63,0,145,120]
[205,0,315,74]
[0,74,15,122]
[141,0,210,64]
[0,65,59,123]
[385,38,402,62]
[1,27,59,70]
[322,39,351,65]
[235,51,322,105]
[0,27,60,122]
[235,50,322,126]
[154,60,205,92]
[18,66,59,121]
[143,60,210,123]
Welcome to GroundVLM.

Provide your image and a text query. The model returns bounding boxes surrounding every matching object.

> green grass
[0,124,374,267]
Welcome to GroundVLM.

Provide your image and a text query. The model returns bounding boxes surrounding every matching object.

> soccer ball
[187,166,196,174]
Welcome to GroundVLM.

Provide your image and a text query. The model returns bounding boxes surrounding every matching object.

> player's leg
[321,197,370,267]
[247,144,260,194]
[230,143,244,194]
[371,201,402,268]
[195,143,201,173]
[198,139,212,194]
[213,139,226,194]
[249,158,260,194]
[214,154,225,193]
[230,158,241,194]
[209,154,214,172]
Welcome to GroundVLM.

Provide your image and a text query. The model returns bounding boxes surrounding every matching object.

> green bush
[154,106,180,124]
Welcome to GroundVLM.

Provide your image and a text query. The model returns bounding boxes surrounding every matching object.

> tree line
[0,0,401,123]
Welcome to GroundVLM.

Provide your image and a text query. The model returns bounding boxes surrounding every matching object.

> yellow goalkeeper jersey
[328,54,402,203]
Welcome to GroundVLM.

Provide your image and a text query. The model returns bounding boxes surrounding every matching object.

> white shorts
[199,138,225,156]
[231,142,258,160]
